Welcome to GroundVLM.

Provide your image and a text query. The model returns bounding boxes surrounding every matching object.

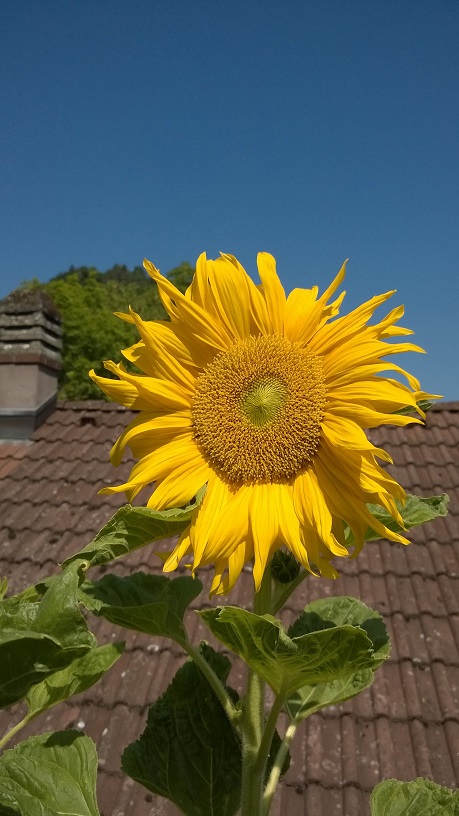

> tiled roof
[0,400,458,815]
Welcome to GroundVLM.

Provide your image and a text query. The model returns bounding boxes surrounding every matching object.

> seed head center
[242,378,287,427]
[192,335,326,484]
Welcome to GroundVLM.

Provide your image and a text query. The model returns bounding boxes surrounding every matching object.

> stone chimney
[0,288,62,439]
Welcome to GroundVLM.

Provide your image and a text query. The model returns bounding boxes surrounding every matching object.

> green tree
[25,262,194,400]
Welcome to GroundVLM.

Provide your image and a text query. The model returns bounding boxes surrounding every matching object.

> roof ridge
[54,398,459,413]
[430,400,459,411]
[57,400,130,411]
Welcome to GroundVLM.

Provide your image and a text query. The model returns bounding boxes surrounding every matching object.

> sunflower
[90,253,432,595]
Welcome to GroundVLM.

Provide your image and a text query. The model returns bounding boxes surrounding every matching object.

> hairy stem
[253,690,286,777]
[0,713,32,752]
[262,721,298,816]
[184,640,241,731]
[271,567,309,614]
[240,567,273,816]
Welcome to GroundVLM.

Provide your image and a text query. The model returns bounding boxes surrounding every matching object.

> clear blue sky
[1,0,457,399]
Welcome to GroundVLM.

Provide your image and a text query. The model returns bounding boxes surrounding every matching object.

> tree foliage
[24,262,194,400]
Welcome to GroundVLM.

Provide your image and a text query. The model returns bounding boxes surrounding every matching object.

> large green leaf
[286,668,375,721]
[286,596,389,721]
[62,491,204,569]
[346,493,449,546]
[289,596,390,661]
[199,606,377,697]
[370,777,459,815]
[29,564,95,652]
[79,572,202,645]
[25,643,124,721]
[0,564,95,708]
[122,644,242,816]
[0,731,101,815]
[0,632,75,710]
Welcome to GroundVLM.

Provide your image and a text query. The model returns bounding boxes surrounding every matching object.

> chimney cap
[0,288,60,321]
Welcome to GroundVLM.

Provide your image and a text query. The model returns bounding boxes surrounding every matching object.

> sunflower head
[91,252,436,595]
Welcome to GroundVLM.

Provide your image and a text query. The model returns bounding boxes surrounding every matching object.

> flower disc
[192,335,326,483]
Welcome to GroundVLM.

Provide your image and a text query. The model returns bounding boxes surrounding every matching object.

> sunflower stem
[240,567,272,816]
[262,721,298,816]
[271,567,309,614]
[253,689,285,777]
[0,713,32,752]
[184,641,241,732]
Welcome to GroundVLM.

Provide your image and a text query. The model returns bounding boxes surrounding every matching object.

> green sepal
[122,644,242,816]
[0,731,101,815]
[395,399,437,415]
[286,596,389,721]
[270,551,301,584]
[25,642,124,721]
[199,605,377,697]
[79,572,202,645]
[0,563,95,708]
[345,493,449,546]
[370,777,459,815]
[62,488,204,569]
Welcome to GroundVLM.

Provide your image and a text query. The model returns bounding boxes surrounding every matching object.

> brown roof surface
[0,400,458,815]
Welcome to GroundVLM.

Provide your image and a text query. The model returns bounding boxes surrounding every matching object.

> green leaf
[122,644,242,816]
[30,563,95,652]
[286,668,375,721]
[0,731,101,815]
[370,777,459,815]
[0,564,95,708]
[289,596,390,663]
[0,632,72,710]
[79,572,202,645]
[62,491,204,570]
[345,493,449,546]
[285,596,389,721]
[25,643,124,721]
[199,606,377,697]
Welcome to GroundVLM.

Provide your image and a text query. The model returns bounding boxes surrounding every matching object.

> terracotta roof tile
[0,400,458,813]
[0,443,31,478]
[425,721,458,785]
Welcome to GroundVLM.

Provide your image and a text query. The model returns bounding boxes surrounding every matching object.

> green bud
[271,550,301,584]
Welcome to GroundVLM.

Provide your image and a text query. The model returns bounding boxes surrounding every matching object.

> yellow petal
[101,433,200,495]
[327,378,419,414]
[321,412,393,463]
[257,252,286,335]
[110,410,192,465]
[293,469,349,557]
[314,449,409,548]
[327,402,423,429]
[89,368,153,410]
[190,474,237,568]
[147,458,211,511]
[285,262,346,345]
[144,258,232,352]
[102,361,193,412]
[127,310,197,390]
[205,255,251,339]
[163,529,193,572]
[193,480,251,567]
[309,290,396,355]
